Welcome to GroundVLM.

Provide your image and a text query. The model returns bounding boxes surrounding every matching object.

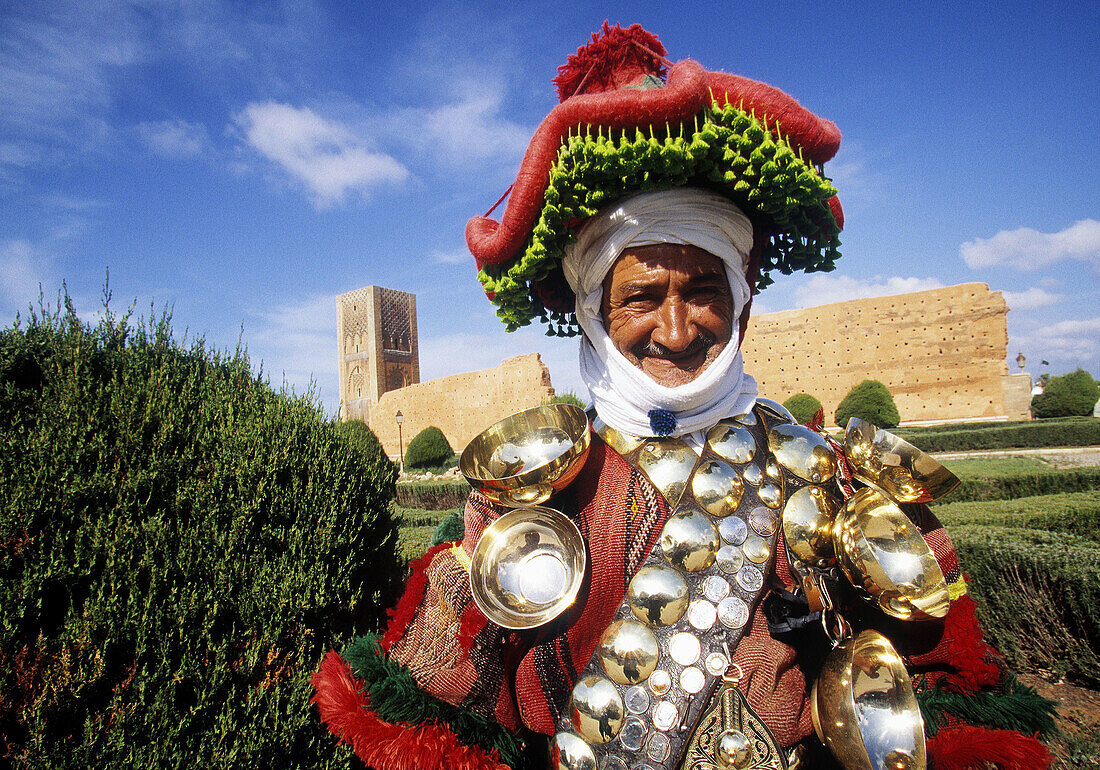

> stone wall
[740,283,1030,424]
[366,353,556,457]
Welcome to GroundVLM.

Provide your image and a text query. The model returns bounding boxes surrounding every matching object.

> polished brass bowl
[460,404,591,507]
[812,629,926,770]
[469,505,586,629]
[834,488,949,620]
[844,418,959,504]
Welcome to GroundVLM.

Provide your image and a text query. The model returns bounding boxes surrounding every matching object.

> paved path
[932,445,1100,467]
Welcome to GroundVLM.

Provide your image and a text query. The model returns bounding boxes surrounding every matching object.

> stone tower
[336,286,419,421]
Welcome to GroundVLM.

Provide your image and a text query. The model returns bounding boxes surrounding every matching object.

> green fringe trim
[431,510,465,546]
[342,634,524,767]
[478,101,842,334]
[916,675,1059,739]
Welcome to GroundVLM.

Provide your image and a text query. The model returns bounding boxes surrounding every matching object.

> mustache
[632,330,717,361]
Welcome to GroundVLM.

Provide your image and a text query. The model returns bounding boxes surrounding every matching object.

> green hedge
[404,426,454,470]
[392,506,461,529]
[396,479,470,510]
[952,526,1100,685]
[835,379,900,428]
[940,466,1100,503]
[0,300,402,768]
[894,417,1100,453]
[936,492,1100,544]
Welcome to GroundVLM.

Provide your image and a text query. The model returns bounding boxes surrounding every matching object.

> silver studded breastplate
[551,399,830,770]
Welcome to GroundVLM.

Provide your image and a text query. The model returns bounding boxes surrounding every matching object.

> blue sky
[2,1,1097,415]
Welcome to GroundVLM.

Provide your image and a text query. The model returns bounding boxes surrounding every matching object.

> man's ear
[738,231,766,345]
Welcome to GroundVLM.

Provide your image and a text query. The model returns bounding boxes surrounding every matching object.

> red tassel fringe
[554,22,668,101]
[927,724,1053,770]
[310,651,508,770]
[939,595,1002,692]
[380,541,454,653]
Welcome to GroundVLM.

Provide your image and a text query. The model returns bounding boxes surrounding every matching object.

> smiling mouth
[632,333,716,370]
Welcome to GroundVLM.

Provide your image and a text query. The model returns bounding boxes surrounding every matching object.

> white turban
[562,188,759,439]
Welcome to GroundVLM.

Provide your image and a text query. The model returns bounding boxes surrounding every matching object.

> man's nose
[652,298,693,351]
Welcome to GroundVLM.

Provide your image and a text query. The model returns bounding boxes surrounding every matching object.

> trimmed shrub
[549,391,586,409]
[935,491,1100,544]
[952,526,1100,685]
[834,379,900,428]
[1032,368,1100,418]
[782,393,823,425]
[335,418,387,460]
[893,416,1100,452]
[940,465,1100,503]
[0,299,402,767]
[404,426,454,469]
[396,479,470,510]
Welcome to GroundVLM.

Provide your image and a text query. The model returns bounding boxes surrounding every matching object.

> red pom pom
[927,724,1053,769]
[554,22,667,101]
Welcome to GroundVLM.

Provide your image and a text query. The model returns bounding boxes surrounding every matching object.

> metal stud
[768,423,836,484]
[719,516,748,545]
[741,463,763,486]
[618,717,647,751]
[552,732,597,770]
[742,534,771,564]
[758,481,783,509]
[734,410,758,427]
[570,675,624,744]
[748,506,778,537]
[659,510,719,572]
[637,439,697,507]
[647,670,672,696]
[652,701,679,732]
[687,599,717,631]
[716,545,744,575]
[717,596,750,629]
[766,457,783,481]
[625,685,651,715]
[702,574,731,602]
[705,651,730,676]
[627,565,690,626]
[668,632,702,666]
[706,425,756,464]
[782,485,839,564]
[736,565,764,592]
[691,460,744,517]
[679,666,706,694]
[599,619,660,685]
[603,757,629,770]
[647,731,671,762]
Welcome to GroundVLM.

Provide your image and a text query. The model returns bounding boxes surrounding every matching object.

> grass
[947,455,1054,476]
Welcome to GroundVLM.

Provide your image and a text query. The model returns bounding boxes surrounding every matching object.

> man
[313,24,1052,770]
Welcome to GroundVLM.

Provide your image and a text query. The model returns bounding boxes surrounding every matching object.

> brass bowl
[469,505,586,629]
[812,629,927,770]
[834,488,949,620]
[844,418,959,504]
[460,404,591,507]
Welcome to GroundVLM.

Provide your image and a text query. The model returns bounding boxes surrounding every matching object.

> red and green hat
[466,23,844,336]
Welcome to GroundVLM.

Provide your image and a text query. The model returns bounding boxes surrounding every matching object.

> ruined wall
[740,283,1029,424]
[367,354,556,457]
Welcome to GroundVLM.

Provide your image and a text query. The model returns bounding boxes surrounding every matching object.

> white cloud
[245,293,338,413]
[430,249,471,265]
[138,119,210,157]
[1001,287,1062,311]
[237,102,408,206]
[1014,316,1100,361]
[792,274,945,308]
[0,239,52,309]
[398,79,530,169]
[960,219,1100,270]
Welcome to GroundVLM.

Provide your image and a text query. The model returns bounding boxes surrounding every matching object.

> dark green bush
[936,492,1100,544]
[549,391,586,409]
[893,416,1100,452]
[396,479,470,510]
[404,426,454,469]
[940,466,1100,503]
[0,299,402,768]
[1032,369,1100,418]
[834,379,900,428]
[782,393,823,425]
[335,418,387,461]
[431,510,465,545]
[952,526,1100,685]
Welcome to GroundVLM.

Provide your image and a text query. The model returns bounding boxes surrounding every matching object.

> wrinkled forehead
[602,243,729,293]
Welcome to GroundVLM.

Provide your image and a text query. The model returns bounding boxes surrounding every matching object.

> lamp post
[395,411,404,475]
[1016,352,1026,372]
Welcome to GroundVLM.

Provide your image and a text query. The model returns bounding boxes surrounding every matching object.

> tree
[1031,369,1100,418]
[835,379,900,429]
[783,393,823,425]
[0,296,402,767]
[549,390,587,409]
[404,425,455,469]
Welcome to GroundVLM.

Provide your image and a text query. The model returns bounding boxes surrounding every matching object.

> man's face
[600,243,734,388]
